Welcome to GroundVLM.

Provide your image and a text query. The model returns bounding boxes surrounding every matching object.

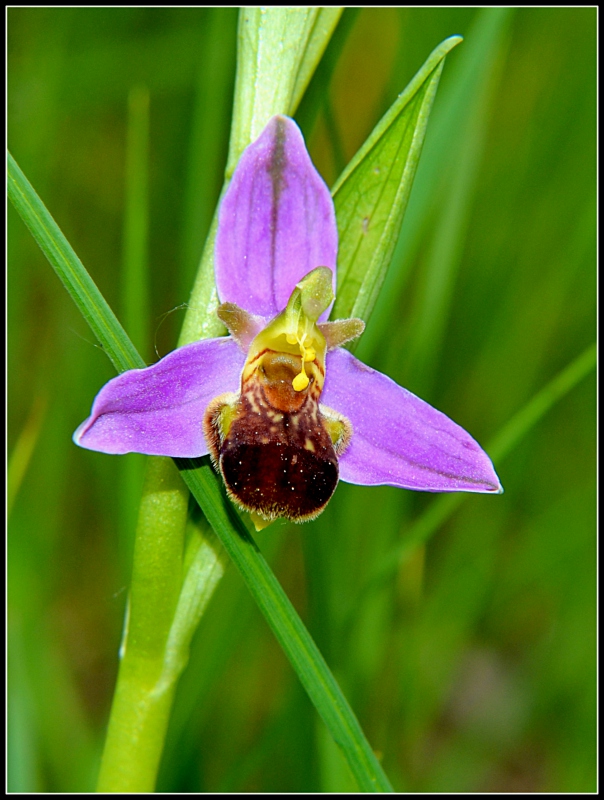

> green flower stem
[96,457,188,792]
[97,460,227,792]
[96,656,177,793]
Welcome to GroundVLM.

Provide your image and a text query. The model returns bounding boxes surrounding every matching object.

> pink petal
[215,115,337,319]
[74,338,244,458]
[322,349,503,493]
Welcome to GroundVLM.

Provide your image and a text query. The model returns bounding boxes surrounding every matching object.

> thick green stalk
[98,464,227,792]
[97,458,188,792]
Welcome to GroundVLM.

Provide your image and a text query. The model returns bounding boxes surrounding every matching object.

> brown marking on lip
[205,362,340,523]
[243,347,271,374]
[258,351,312,413]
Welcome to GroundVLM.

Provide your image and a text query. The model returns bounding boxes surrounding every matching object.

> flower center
[243,267,333,394]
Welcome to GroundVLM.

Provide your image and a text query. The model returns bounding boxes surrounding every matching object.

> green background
[8,8,596,793]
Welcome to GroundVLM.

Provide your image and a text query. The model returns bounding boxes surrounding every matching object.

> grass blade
[360,8,513,359]
[331,35,462,324]
[7,151,144,374]
[400,28,508,397]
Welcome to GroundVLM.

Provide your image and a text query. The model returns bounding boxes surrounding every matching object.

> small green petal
[296,266,335,322]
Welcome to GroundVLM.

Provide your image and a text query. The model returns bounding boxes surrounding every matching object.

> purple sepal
[322,349,503,493]
[215,115,337,320]
[74,337,244,458]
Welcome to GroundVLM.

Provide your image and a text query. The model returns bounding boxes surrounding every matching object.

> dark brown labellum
[204,351,350,524]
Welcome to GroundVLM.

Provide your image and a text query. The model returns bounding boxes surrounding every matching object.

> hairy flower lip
[74,114,502,506]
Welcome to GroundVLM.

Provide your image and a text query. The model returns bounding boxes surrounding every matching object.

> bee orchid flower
[74,116,502,529]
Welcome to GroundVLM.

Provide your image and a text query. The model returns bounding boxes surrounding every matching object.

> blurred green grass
[8,7,595,793]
